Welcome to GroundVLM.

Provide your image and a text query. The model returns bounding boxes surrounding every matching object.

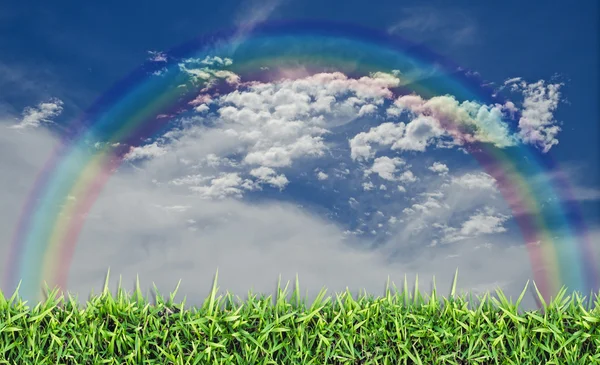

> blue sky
[0,0,598,309]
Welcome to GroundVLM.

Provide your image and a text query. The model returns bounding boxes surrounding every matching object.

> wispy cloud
[234,0,283,30]
[388,6,479,46]
[228,0,285,50]
[570,187,600,202]
[9,98,63,129]
[528,165,600,203]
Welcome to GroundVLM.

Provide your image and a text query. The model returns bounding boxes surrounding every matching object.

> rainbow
[3,21,598,307]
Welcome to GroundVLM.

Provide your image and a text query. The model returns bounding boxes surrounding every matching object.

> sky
[0,0,598,311]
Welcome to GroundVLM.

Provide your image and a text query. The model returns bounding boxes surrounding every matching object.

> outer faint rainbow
[3,21,597,306]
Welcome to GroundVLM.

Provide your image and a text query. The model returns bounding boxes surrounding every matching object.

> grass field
[0,270,599,364]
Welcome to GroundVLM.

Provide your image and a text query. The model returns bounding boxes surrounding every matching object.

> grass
[0,269,599,364]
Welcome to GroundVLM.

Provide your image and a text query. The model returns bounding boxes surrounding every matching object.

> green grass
[1,269,599,364]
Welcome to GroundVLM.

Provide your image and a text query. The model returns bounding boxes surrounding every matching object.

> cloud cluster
[118,66,571,252]
[499,78,564,152]
[138,71,403,197]
[350,94,527,162]
[438,208,511,244]
[515,81,563,153]
[388,6,479,47]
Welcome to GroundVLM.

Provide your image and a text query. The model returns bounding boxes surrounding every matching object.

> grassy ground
[0,270,599,364]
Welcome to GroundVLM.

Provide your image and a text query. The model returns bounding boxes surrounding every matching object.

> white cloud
[133,71,564,187]
[516,80,563,153]
[349,122,406,161]
[391,116,445,152]
[364,156,406,181]
[358,104,378,116]
[179,62,240,86]
[200,56,233,67]
[155,205,191,213]
[209,72,401,169]
[440,209,510,244]
[504,77,522,85]
[394,95,517,148]
[460,211,509,236]
[249,166,289,190]
[316,171,329,180]
[124,142,167,161]
[398,170,417,184]
[170,174,214,186]
[194,104,210,113]
[409,195,446,215]
[189,173,251,199]
[362,181,375,191]
[428,162,449,176]
[349,92,526,161]
[10,98,63,129]
[147,51,167,63]
[450,172,498,191]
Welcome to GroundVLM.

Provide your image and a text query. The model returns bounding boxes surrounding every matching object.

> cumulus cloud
[492,78,564,153]
[135,69,563,176]
[450,172,498,191]
[179,61,240,86]
[199,56,233,67]
[428,162,449,176]
[189,173,251,199]
[460,211,509,236]
[206,72,400,169]
[362,181,375,191]
[516,80,563,153]
[10,98,63,129]
[349,91,530,161]
[124,142,167,161]
[398,170,417,184]
[392,115,446,152]
[364,156,406,181]
[316,171,328,180]
[394,95,517,148]
[249,166,289,190]
[349,122,406,161]
[440,209,511,244]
